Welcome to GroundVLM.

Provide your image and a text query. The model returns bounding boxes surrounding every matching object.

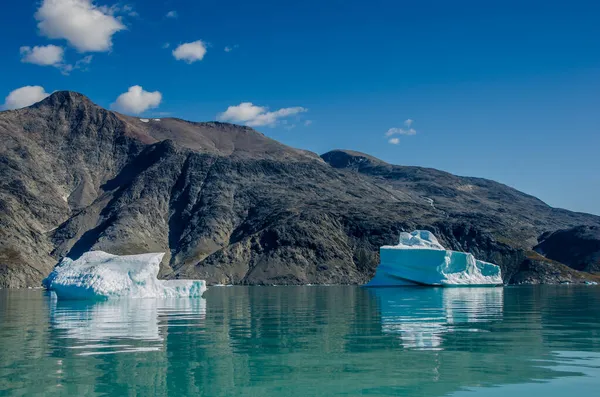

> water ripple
[1,286,600,396]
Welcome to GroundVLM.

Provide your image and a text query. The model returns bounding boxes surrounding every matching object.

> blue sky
[1,0,599,215]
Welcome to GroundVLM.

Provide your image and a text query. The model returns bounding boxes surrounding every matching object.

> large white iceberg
[365,230,502,287]
[43,251,207,300]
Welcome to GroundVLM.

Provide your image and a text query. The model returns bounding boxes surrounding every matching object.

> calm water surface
[1,286,600,396]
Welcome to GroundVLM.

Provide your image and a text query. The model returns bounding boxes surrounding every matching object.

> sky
[0,0,599,215]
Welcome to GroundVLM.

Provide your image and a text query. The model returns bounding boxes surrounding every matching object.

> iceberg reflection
[371,287,504,349]
[48,293,206,355]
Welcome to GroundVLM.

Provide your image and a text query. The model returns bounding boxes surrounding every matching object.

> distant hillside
[1,91,599,287]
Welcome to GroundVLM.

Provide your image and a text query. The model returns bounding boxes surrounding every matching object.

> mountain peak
[32,91,96,109]
[321,149,386,169]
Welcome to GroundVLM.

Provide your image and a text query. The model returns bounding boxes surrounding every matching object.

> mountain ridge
[323,149,599,218]
[1,91,599,287]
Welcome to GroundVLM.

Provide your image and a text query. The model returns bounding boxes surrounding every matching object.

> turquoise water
[1,286,600,396]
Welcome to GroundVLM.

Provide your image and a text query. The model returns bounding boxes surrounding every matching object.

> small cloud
[284,124,296,131]
[35,0,126,53]
[386,119,417,137]
[111,85,162,114]
[304,120,313,126]
[59,55,93,75]
[386,127,416,137]
[224,45,239,52]
[166,10,177,18]
[2,86,50,110]
[173,40,207,63]
[19,45,91,75]
[217,102,308,127]
[20,44,64,66]
[122,5,138,17]
[162,42,170,49]
[73,54,93,70]
[386,119,417,144]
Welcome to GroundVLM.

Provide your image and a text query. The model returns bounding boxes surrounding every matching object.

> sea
[1,285,600,396]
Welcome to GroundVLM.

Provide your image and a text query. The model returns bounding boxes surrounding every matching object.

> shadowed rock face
[534,226,600,273]
[1,91,599,287]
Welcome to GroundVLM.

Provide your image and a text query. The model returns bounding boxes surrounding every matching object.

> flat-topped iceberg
[43,251,207,300]
[365,230,502,287]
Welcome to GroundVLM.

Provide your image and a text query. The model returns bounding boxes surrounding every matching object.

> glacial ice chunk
[43,251,207,300]
[365,230,502,287]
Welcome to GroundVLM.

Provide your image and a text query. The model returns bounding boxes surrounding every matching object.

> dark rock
[509,252,600,285]
[534,226,600,272]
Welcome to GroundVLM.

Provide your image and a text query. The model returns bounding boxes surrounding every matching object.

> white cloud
[75,54,93,68]
[172,41,207,63]
[217,102,308,127]
[58,55,93,75]
[20,45,64,66]
[386,119,417,144]
[220,103,265,122]
[162,42,170,49]
[386,127,416,136]
[304,120,313,126]
[122,4,138,17]
[19,45,92,75]
[224,45,238,52]
[72,55,93,71]
[111,85,162,114]
[386,119,417,137]
[2,86,50,110]
[35,0,126,52]
[166,10,177,18]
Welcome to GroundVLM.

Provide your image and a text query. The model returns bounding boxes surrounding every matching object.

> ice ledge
[43,251,207,300]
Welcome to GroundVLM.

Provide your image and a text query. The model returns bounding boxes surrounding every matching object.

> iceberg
[365,230,502,287]
[43,251,207,300]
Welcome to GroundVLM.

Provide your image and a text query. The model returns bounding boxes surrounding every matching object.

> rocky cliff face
[534,226,600,273]
[1,92,599,287]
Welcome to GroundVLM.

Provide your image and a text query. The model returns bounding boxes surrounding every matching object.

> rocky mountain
[534,226,600,273]
[1,91,599,288]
